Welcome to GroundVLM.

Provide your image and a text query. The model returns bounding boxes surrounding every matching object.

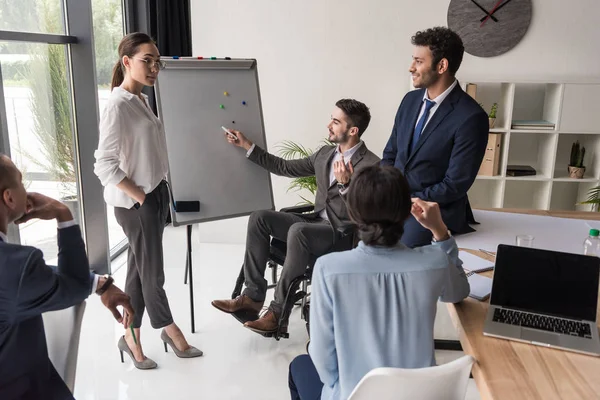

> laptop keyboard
[493,309,593,339]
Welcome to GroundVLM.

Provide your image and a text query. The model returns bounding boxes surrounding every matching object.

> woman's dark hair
[111,32,155,90]
[346,165,412,247]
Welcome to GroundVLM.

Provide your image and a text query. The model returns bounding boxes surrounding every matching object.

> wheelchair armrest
[280,205,315,214]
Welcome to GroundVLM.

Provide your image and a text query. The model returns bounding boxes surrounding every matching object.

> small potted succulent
[568,140,586,179]
[488,102,498,128]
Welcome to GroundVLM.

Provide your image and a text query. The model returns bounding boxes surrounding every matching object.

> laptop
[483,244,600,356]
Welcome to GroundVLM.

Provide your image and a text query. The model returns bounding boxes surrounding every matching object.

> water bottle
[583,229,600,256]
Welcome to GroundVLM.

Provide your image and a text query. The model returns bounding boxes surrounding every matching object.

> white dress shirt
[318,141,362,220]
[94,86,169,209]
[415,79,458,131]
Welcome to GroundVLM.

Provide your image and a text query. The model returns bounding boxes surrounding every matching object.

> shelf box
[504,180,550,210]
[465,81,600,214]
[554,134,600,179]
[560,84,600,132]
[512,83,561,130]
[468,180,503,209]
[506,132,557,178]
[550,181,599,212]
[464,82,513,130]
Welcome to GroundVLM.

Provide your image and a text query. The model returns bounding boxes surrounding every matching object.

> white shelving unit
[466,82,600,212]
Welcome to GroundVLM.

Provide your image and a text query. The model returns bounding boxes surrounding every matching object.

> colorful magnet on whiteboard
[173,56,180,59]
[220,104,225,109]
[224,91,229,96]
[197,56,204,59]
[242,101,247,105]
[232,121,235,124]
[210,56,217,60]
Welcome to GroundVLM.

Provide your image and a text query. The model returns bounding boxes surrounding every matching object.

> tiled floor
[73,225,481,400]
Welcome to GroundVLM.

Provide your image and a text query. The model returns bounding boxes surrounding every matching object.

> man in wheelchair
[211,99,380,335]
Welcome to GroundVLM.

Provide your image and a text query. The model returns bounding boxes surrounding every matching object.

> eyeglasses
[133,57,166,71]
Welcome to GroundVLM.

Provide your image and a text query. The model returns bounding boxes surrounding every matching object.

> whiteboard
[155,59,274,226]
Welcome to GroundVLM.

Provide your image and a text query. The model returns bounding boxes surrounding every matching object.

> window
[1,42,80,263]
[0,0,113,273]
[0,0,66,34]
[92,0,127,254]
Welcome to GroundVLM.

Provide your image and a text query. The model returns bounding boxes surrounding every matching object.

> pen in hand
[130,324,137,345]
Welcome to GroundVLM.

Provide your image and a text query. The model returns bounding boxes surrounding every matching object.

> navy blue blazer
[0,226,92,400]
[382,83,488,234]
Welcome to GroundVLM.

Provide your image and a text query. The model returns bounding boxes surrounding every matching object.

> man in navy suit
[0,155,134,399]
[382,27,488,247]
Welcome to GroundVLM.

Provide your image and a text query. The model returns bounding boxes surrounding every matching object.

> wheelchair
[230,204,356,340]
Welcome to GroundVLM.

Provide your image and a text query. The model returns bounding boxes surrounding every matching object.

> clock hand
[481,0,505,27]
[470,0,499,22]
[479,0,514,22]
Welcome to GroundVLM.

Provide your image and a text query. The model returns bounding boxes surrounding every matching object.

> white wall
[190,0,600,243]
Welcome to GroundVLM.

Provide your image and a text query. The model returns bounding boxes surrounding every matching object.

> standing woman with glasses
[94,32,202,369]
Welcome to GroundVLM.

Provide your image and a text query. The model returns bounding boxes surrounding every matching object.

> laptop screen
[490,244,600,321]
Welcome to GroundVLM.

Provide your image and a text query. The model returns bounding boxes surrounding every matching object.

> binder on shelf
[466,83,477,100]
[478,133,502,176]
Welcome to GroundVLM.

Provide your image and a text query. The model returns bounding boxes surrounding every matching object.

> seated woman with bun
[288,165,470,400]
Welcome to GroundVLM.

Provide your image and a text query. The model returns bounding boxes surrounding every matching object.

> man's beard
[329,129,350,144]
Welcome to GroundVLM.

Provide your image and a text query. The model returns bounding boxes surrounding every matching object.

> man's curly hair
[411,27,464,76]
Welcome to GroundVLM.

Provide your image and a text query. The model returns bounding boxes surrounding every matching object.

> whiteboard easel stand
[183,224,196,333]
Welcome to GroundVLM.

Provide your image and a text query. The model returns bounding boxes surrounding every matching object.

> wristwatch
[337,179,351,191]
[96,274,114,295]
[133,202,141,210]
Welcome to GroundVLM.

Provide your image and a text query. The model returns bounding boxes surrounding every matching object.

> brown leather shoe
[244,309,287,334]
[211,295,263,314]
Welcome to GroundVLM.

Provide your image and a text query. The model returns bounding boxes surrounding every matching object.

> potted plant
[25,34,80,222]
[276,140,332,205]
[568,141,586,179]
[488,102,498,128]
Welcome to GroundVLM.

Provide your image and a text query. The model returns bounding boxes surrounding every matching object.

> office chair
[347,355,475,400]
[231,204,356,340]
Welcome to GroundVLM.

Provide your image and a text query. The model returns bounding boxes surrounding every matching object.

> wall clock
[447,0,532,57]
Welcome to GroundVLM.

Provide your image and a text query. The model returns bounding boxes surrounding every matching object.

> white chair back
[348,355,475,400]
[42,301,87,393]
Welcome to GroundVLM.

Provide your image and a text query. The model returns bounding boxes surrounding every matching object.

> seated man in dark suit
[0,154,134,400]
[382,27,489,247]
[212,99,381,334]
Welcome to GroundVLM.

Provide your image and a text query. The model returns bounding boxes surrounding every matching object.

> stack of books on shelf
[506,165,537,177]
[511,120,555,130]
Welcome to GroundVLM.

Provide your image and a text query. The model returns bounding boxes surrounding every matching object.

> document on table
[459,250,495,273]
[468,273,493,301]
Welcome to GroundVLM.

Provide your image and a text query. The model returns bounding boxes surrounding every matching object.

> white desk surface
[456,210,596,255]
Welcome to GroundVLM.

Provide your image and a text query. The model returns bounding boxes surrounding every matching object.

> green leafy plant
[20,0,122,198]
[580,186,600,212]
[488,102,498,119]
[276,140,332,205]
[478,102,498,118]
[569,141,586,168]
[23,1,76,198]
